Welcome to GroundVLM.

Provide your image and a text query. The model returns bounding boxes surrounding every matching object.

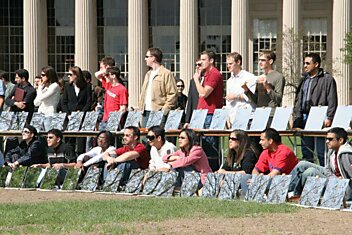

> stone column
[75,0,98,74]
[23,0,48,82]
[282,0,300,107]
[231,0,248,69]
[332,0,351,105]
[180,0,198,94]
[128,0,149,109]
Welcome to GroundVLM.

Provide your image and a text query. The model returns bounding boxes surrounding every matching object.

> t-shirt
[254,144,298,174]
[197,67,223,114]
[149,141,177,170]
[115,143,150,169]
[103,83,128,121]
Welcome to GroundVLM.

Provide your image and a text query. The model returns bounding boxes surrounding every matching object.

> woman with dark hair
[34,66,61,116]
[75,130,115,168]
[218,130,258,174]
[162,128,212,185]
[61,66,92,113]
[175,79,187,110]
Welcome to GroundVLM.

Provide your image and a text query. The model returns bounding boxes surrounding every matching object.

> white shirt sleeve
[83,146,116,167]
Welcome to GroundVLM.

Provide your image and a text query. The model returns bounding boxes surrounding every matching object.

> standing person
[192,49,224,170]
[293,53,338,166]
[34,66,61,116]
[94,56,115,84]
[175,79,187,110]
[225,52,256,126]
[0,71,15,111]
[100,66,128,130]
[5,69,36,123]
[138,47,177,127]
[83,70,103,112]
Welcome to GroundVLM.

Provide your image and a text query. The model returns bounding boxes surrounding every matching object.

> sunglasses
[304,62,311,65]
[229,137,239,141]
[67,73,73,77]
[326,137,336,142]
[177,85,184,88]
[145,55,153,58]
[195,63,202,66]
[41,73,46,77]
[47,136,55,139]
[22,130,31,134]
[178,136,186,140]
[146,135,156,141]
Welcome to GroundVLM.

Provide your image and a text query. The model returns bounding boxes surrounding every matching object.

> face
[326,133,342,151]
[97,133,109,147]
[200,54,213,71]
[226,57,240,73]
[15,74,24,85]
[259,132,271,150]
[176,81,184,93]
[146,131,157,147]
[67,70,76,83]
[123,129,136,146]
[41,72,48,83]
[47,133,60,148]
[104,72,114,82]
[99,62,108,73]
[178,131,190,149]
[258,55,271,70]
[304,57,319,75]
[145,51,155,67]
[195,60,202,72]
[22,128,34,141]
[228,133,240,150]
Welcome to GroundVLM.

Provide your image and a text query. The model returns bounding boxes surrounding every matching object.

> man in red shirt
[192,49,223,170]
[103,126,150,185]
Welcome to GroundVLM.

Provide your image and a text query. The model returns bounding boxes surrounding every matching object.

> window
[303,18,327,65]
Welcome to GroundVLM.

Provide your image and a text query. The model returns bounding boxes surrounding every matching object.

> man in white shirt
[225,52,256,126]
[146,125,176,171]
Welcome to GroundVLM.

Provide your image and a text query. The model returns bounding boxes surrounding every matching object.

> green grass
[0,197,298,234]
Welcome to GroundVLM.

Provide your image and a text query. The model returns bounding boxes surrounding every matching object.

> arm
[82,86,92,111]
[162,72,177,112]
[193,71,214,98]
[325,76,338,126]
[61,85,69,113]
[17,140,44,166]
[34,83,60,105]
[170,147,203,168]
[4,86,17,108]
[266,75,285,106]
[83,146,116,167]
[268,169,281,177]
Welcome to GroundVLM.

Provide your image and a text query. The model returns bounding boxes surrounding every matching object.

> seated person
[289,127,352,200]
[103,126,150,184]
[5,125,47,169]
[162,128,212,186]
[147,125,176,171]
[218,130,259,174]
[76,131,116,169]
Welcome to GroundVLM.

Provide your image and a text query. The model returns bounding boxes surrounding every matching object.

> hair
[148,47,163,63]
[176,79,185,86]
[96,130,114,146]
[259,50,277,63]
[100,56,116,67]
[23,124,37,136]
[106,66,122,83]
[327,127,348,144]
[82,70,92,83]
[0,70,9,82]
[227,130,258,166]
[58,77,65,90]
[125,126,140,140]
[262,128,281,144]
[180,128,199,153]
[41,66,59,86]
[149,125,165,142]
[15,69,29,81]
[227,52,242,66]
[201,49,216,63]
[305,52,321,68]
[69,66,87,89]
[47,128,63,140]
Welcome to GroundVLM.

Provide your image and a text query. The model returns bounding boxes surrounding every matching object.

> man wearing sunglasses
[147,125,176,171]
[288,127,352,200]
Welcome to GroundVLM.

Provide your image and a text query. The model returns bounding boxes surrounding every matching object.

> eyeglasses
[179,136,186,140]
[195,63,202,66]
[326,137,336,142]
[123,133,133,137]
[104,73,111,77]
[145,55,153,58]
[177,85,184,88]
[146,135,156,141]
[22,130,31,134]
[47,136,55,139]
[67,73,72,77]
[41,73,46,77]
[304,62,311,65]
[229,137,239,141]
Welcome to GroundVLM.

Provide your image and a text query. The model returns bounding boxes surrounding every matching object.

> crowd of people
[0,47,350,199]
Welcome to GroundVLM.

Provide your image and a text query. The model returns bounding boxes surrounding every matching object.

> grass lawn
[0,197,297,234]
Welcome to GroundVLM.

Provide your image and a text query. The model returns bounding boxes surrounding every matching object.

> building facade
[0,0,351,107]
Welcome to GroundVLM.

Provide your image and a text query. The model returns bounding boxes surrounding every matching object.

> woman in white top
[34,66,61,116]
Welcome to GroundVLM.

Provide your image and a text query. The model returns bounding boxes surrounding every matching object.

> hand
[8,163,16,170]
[241,83,249,92]
[15,102,26,109]
[225,93,239,101]
[183,123,190,128]
[75,161,83,169]
[217,169,226,174]
[324,119,332,127]
[52,163,64,170]
[256,75,267,84]
[193,70,201,81]
[106,157,116,165]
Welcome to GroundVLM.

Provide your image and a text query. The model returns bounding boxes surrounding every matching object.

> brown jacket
[138,65,177,114]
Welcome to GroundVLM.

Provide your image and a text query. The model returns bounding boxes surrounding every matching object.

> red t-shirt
[197,67,223,114]
[115,143,150,169]
[103,82,128,121]
[254,144,298,174]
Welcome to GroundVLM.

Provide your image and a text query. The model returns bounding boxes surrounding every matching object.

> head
[147,125,166,149]
[68,66,87,89]
[226,52,242,74]
[228,130,254,165]
[200,49,216,72]
[304,53,321,76]
[0,71,9,83]
[58,77,65,92]
[82,70,92,84]
[22,125,37,142]
[15,69,29,85]
[260,128,281,150]
[47,129,63,148]
[99,56,115,73]
[178,128,198,152]
[105,66,122,83]
[326,127,348,152]
[145,48,163,67]
[34,76,42,88]
[195,58,203,73]
[96,130,113,149]
[123,126,140,146]
[176,79,185,94]
[258,50,276,71]
[41,66,59,86]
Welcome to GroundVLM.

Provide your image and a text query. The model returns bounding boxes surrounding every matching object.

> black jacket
[61,83,92,113]
[185,79,199,123]
[293,69,338,128]
[47,142,77,164]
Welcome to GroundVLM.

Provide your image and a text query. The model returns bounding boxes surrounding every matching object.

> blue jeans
[301,114,326,166]
[202,114,219,171]
[288,161,328,195]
